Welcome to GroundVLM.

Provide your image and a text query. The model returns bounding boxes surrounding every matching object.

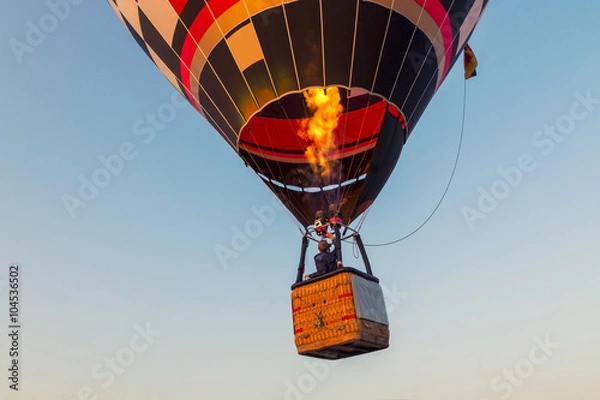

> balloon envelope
[109,0,488,227]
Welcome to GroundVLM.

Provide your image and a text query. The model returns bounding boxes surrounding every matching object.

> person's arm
[325,252,337,271]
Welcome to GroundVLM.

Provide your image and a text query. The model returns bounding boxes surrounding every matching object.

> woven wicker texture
[291,270,387,354]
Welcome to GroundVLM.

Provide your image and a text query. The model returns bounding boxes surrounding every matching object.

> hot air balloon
[108,0,489,359]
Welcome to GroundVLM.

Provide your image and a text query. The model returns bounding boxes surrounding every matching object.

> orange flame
[298,87,343,177]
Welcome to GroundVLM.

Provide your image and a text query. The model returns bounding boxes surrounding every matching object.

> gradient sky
[1,1,599,400]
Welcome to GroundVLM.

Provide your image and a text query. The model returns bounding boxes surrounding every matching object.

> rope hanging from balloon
[363,78,470,247]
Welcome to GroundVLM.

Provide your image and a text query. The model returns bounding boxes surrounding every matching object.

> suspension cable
[365,78,469,247]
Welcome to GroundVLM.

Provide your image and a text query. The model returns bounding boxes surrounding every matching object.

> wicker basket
[291,267,389,359]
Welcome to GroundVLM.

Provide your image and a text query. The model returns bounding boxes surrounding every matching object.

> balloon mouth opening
[238,86,404,188]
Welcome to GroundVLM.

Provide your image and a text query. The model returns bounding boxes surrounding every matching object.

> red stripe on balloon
[238,137,379,161]
[241,101,387,152]
[168,0,188,14]
[413,0,454,78]
[179,0,240,105]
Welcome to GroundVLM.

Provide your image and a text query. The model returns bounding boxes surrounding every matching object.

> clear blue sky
[1,1,599,400]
